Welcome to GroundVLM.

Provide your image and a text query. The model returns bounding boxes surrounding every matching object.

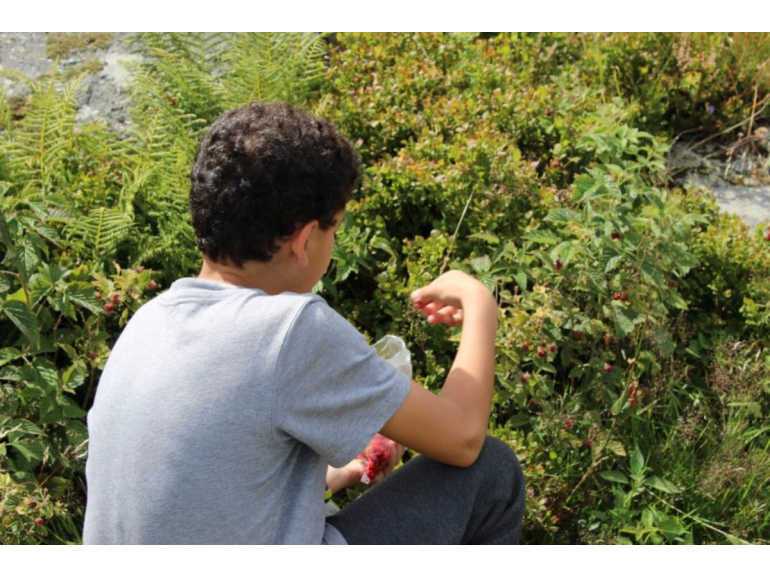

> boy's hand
[326,438,405,493]
[413,299,463,327]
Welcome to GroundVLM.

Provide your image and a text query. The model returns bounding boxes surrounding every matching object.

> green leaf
[10,440,45,465]
[630,446,645,478]
[522,230,560,245]
[470,255,491,273]
[605,255,623,273]
[544,208,581,224]
[60,396,86,418]
[16,241,40,279]
[667,290,688,310]
[65,281,102,315]
[613,304,641,339]
[0,347,23,368]
[656,516,686,537]
[644,476,683,494]
[0,299,40,345]
[467,232,500,245]
[369,237,397,258]
[514,271,528,293]
[652,326,675,357]
[599,470,630,484]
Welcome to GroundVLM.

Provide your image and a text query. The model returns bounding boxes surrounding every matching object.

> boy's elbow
[454,431,486,468]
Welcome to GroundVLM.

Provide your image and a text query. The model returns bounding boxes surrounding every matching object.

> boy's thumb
[409,290,421,301]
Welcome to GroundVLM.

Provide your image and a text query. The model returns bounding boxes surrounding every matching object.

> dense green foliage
[1,32,768,544]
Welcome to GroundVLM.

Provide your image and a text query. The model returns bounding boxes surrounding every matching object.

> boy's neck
[197,255,307,296]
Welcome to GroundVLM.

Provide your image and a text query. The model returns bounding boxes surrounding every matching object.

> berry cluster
[356,434,393,485]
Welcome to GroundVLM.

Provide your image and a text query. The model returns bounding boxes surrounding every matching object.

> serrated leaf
[630,446,645,478]
[369,237,397,258]
[605,439,626,457]
[605,255,623,273]
[522,230,560,245]
[667,290,688,310]
[66,281,102,315]
[514,271,527,293]
[470,255,491,273]
[613,304,641,339]
[10,440,45,465]
[544,208,581,223]
[0,347,22,368]
[599,470,630,484]
[467,232,500,245]
[16,241,40,279]
[2,418,44,438]
[652,326,675,357]
[60,396,86,418]
[644,476,683,494]
[0,299,40,345]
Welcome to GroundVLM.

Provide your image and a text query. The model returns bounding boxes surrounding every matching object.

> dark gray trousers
[326,435,526,544]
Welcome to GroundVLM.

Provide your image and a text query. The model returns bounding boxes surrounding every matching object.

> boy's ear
[289,220,319,268]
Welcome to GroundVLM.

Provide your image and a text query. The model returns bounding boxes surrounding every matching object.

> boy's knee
[475,436,525,494]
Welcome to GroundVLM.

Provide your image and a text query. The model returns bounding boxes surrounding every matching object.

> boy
[83,101,525,544]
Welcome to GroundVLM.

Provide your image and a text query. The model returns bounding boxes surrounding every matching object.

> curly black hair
[188,101,361,267]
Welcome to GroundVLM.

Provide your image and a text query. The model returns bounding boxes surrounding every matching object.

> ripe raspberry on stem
[521,372,530,383]
[148,281,158,291]
[104,302,114,313]
[604,363,613,373]
[604,335,612,344]
[612,292,621,301]
[554,258,563,270]
[565,418,574,430]
[551,160,560,168]
[537,348,546,358]
[549,343,557,353]
[34,518,44,526]
[522,341,530,351]
[112,292,120,303]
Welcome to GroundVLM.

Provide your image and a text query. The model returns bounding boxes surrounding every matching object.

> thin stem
[439,188,475,276]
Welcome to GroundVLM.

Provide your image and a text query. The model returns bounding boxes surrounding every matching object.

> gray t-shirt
[83,277,410,544]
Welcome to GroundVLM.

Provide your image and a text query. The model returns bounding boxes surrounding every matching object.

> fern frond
[65,206,134,262]
[0,66,86,192]
[220,32,327,107]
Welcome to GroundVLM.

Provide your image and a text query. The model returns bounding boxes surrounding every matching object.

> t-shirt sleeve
[271,298,411,468]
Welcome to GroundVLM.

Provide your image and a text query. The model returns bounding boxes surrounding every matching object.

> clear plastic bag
[373,335,412,380]
[343,336,411,486]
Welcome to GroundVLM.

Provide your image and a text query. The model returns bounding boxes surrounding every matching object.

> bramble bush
[1,32,768,544]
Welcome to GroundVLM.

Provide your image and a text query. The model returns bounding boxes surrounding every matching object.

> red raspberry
[554,259,563,270]
[565,418,574,430]
[551,160,560,168]
[104,302,114,313]
[27,498,37,509]
[521,372,530,383]
[545,107,553,117]
[148,281,158,291]
[581,439,593,450]
[619,293,629,302]
[610,230,622,240]
[612,293,621,301]
[136,266,145,273]
[604,363,613,373]
[112,292,120,303]
[88,352,97,361]
[604,335,611,344]
[522,341,530,351]
[34,518,44,526]
[549,343,557,353]
[537,348,546,358]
